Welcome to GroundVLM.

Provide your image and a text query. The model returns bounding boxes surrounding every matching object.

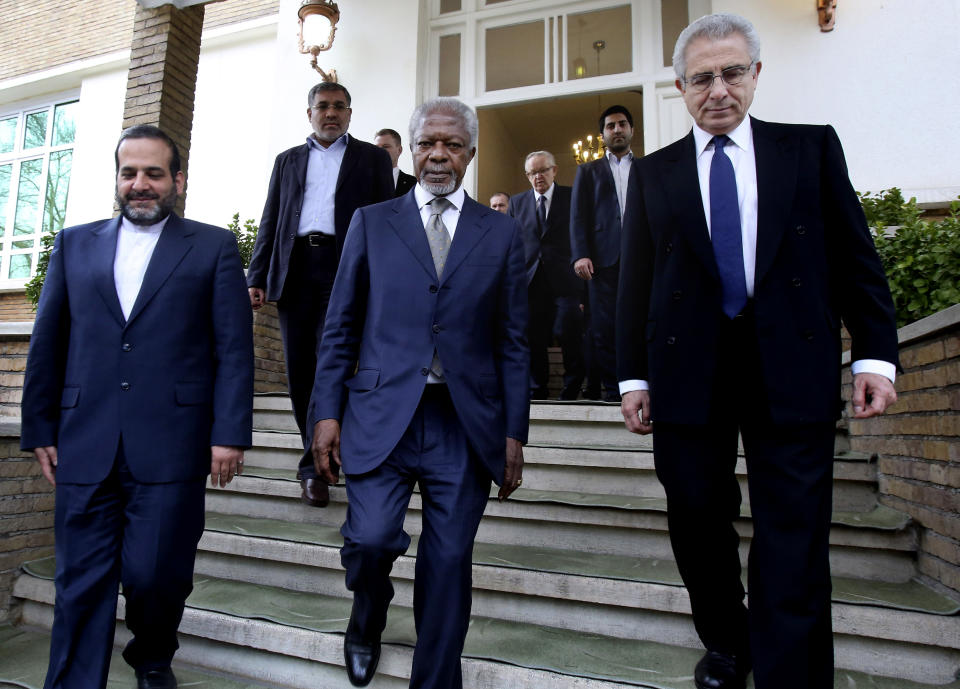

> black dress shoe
[694,651,749,689]
[135,667,177,689]
[344,634,380,687]
[300,478,330,507]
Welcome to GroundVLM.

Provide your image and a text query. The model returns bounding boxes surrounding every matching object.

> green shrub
[226,212,258,269]
[861,188,960,327]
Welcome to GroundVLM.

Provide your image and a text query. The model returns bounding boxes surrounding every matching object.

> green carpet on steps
[0,625,270,689]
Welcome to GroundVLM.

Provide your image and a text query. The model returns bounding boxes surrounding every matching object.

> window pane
[23,111,48,149]
[0,164,10,224]
[43,150,72,234]
[661,1,688,68]
[486,20,544,92]
[15,158,43,236]
[8,253,31,279]
[52,101,79,146]
[438,34,461,97]
[567,6,632,79]
[439,0,460,13]
[12,239,33,249]
[0,118,15,154]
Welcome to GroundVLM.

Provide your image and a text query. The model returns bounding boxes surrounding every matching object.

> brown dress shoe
[301,478,330,507]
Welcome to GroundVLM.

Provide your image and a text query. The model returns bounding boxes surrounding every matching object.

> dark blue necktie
[537,195,547,236]
[709,135,748,318]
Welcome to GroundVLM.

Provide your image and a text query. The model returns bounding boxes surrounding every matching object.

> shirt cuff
[851,359,896,384]
[619,379,649,394]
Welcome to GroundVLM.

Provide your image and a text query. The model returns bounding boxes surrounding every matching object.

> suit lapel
[441,195,491,284]
[388,192,438,280]
[90,218,126,327]
[124,215,194,328]
[662,133,718,279]
[752,118,796,289]
[335,137,359,193]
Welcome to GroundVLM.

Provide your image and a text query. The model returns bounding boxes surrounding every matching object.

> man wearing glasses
[617,13,898,689]
[247,82,393,508]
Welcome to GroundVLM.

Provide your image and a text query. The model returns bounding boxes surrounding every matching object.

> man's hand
[312,419,342,485]
[249,287,266,311]
[851,372,897,419]
[498,438,524,501]
[574,258,594,281]
[34,446,57,486]
[621,390,653,434]
[211,445,244,487]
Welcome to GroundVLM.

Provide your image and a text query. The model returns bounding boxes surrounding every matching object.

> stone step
[14,570,960,687]
[208,468,918,583]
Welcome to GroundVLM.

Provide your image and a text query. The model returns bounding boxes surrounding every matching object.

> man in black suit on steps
[375,128,417,197]
[617,13,899,689]
[247,82,393,508]
[509,150,584,399]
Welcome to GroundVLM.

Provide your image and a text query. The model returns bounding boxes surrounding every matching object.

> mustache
[126,191,160,200]
[420,166,452,176]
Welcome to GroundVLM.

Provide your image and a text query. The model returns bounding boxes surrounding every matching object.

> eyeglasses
[311,102,349,113]
[525,167,554,178]
[683,63,754,92]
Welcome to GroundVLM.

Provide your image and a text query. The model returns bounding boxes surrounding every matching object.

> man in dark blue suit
[20,125,253,689]
[310,98,529,689]
[570,105,639,402]
[617,14,899,689]
[247,82,393,508]
[509,150,584,399]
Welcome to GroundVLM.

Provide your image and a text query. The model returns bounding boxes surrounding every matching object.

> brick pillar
[122,3,206,216]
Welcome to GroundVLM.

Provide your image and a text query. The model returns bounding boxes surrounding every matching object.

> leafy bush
[861,188,960,327]
[226,213,258,269]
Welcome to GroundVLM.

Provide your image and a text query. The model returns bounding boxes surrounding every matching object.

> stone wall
[0,293,33,323]
[844,303,960,595]
[253,303,287,393]
[0,325,29,417]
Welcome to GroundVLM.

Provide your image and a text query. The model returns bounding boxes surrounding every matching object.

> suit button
[792,278,802,287]
[120,382,130,391]
[420,368,429,376]
[796,225,806,235]
[288,234,295,239]
[665,242,673,254]
[121,343,132,352]
[666,336,676,345]
[672,290,682,301]
[432,324,441,333]
[429,285,438,294]
[804,329,815,341]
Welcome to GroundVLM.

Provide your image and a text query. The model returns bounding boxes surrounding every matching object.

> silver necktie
[426,196,453,379]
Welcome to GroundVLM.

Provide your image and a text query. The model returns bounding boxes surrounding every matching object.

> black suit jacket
[617,118,898,425]
[570,155,638,269]
[508,185,579,296]
[395,170,416,197]
[247,135,394,301]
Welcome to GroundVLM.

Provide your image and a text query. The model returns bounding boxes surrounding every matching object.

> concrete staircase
[10,395,960,688]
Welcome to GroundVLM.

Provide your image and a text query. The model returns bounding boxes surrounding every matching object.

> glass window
[52,102,78,146]
[8,254,31,279]
[486,20,545,92]
[0,118,15,154]
[44,150,72,235]
[14,158,42,239]
[438,34,462,97]
[439,0,460,13]
[23,111,48,150]
[661,1,689,68]
[0,164,10,222]
[567,6,632,79]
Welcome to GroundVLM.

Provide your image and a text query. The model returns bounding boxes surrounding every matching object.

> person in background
[374,127,417,197]
[489,191,510,213]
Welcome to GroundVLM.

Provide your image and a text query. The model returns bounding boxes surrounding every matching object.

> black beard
[116,187,178,226]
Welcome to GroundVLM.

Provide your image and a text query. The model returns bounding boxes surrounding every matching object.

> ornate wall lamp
[818,0,837,32]
[298,0,341,82]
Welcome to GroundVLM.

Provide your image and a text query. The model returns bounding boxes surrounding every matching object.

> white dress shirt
[606,149,634,220]
[114,216,168,320]
[297,133,348,237]
[535,182,555,221]
[619,119,894,395]
[392,167,400,189]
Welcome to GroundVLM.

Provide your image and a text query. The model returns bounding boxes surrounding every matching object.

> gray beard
[116,189,177,226]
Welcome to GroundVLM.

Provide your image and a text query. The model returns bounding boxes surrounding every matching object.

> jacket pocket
[60,385,80,408]
[345,368,380,392]
[175,382,210,406]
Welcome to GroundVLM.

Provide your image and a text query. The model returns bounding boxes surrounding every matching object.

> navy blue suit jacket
[20,215,254,483]
[310,190,530,482]
[508,185,579,296]
[570,155,638,269]
[246,135,394,301]
[617,118,899,425]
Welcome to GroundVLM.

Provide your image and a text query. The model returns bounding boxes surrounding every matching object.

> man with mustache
[570,105,639,402]
[247,82,393,509]
[310,98,529,688]
[21,125,253,689]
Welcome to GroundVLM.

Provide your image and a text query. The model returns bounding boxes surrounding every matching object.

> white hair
[524,150,556,169]
[408,98,478,151]
[673,13,761,81]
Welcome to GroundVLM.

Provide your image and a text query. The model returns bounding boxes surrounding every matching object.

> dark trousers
[44,443,205,689]
[652,307,836,689]
[277,235,337,478]
[528,268,585,400]
[340,385,491,689]
[585,262,619,400]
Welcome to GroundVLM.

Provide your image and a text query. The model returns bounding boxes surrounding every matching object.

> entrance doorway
[476,89,644,207]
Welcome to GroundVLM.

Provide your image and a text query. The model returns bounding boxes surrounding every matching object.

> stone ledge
[843,303,960,366]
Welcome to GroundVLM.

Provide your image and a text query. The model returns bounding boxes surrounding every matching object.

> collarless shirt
[114,215,169,319]
[297,133,349,237]
[535,182,555,221]
[606,149,634,219]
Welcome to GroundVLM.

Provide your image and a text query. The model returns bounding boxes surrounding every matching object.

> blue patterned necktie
[537,195,547,237]
[709,135,748,318]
